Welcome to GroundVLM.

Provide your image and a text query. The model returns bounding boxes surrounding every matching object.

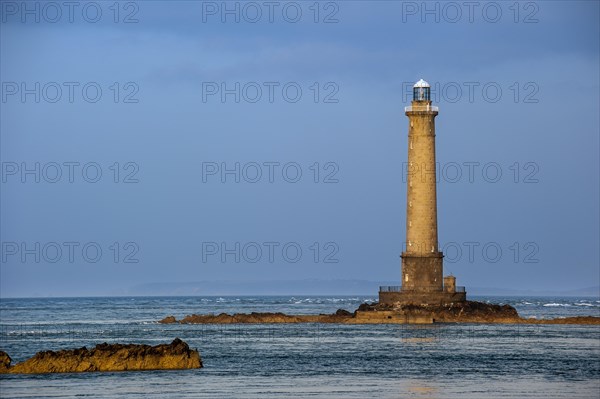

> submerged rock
[0,338,202,374]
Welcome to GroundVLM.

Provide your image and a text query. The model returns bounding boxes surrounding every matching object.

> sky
[0,0,598,297]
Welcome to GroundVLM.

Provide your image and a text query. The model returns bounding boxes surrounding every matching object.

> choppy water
[0,296,599,398]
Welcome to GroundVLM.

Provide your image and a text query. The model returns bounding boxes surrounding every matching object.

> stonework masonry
[379,80,467,306]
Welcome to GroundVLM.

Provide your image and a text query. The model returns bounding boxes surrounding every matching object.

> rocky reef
[161,310,354,324]
[0,338,202,374]
[159,301,600,325]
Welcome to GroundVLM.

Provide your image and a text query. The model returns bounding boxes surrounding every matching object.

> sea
[0,296,599,399]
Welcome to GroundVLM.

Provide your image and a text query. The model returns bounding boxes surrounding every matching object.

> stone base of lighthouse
[379,290,466,306]
[378,253,467,306]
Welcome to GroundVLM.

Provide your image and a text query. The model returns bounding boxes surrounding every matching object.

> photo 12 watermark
[402,241,540,264]
[201,161,339,183]
[0,323,134,344]
[200,1,340,23]
[403,161,540,184]
[395,324,543,344]
[187,323,340,345]
[201,81,339,103]
[201,241,340,263]
[400,1,540,24]
[401,81,540,104]
[1,241,141,264]
[1,162,140,183]
[1,1,140,24]
[1,82,140,103]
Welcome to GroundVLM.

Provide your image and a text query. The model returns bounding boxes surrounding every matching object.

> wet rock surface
[523,316,600,325]
[159,315,177,324]
[162,302,600,325]
[0,338,202,374]
[179,311,352,324]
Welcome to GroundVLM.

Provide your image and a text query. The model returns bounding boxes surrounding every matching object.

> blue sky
[1,1,598,297]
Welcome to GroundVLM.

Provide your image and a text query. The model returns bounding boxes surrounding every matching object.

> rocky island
[0,338,202,374]
[159,301,600,325]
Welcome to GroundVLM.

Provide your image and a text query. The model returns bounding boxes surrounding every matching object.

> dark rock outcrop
[159,316,177,324]
[179,311,353,324]
[356,302,375,313]
[0,338,202,374]
[335,309,353,317]
[0,351,11,372]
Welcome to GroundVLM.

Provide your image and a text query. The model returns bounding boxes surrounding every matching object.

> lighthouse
[379,79,467,305]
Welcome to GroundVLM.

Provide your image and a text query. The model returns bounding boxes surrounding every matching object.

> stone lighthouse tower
[379,79,466,305]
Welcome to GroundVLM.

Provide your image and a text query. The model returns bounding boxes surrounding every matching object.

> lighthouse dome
[414,79,430,88]
[412,79,431,102]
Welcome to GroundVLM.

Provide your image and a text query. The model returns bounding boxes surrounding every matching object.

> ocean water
[0,296,599,398]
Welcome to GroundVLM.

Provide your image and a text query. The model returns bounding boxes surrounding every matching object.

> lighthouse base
[378,290,466,306]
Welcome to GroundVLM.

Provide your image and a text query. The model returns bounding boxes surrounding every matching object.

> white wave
[543,303,571,307]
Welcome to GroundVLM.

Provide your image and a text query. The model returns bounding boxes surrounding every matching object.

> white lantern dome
[413,79,430,88]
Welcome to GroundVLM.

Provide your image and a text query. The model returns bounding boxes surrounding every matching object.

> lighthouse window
[413,87,430,101]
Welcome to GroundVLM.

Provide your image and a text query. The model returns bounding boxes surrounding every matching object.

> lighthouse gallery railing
[379,285,465,293]
[404,105,439,112]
